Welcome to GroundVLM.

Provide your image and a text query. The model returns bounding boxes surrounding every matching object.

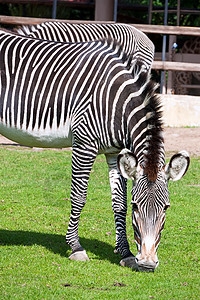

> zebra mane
[136,73,164,182]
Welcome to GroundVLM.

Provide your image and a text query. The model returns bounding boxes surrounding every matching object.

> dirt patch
[163,128,200,157]
[0,127,200,156]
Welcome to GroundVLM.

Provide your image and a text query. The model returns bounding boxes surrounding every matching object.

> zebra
[17,21,155,74]
[0,29,190,272]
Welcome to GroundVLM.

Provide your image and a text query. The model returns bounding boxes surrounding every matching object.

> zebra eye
[132,202,138,211]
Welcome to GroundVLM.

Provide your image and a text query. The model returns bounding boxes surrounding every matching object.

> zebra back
[0,28,163,173]
[0,29,133,146]
[17,22,154,73]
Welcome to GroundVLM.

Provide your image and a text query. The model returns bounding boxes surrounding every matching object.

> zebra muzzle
[135,242,159,271]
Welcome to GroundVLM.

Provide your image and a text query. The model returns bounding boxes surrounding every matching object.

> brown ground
[163,127,200,157]
[0,128,200,156]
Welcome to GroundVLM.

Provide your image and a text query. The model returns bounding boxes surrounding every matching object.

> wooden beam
[0,15,114,25]
[150,9,200,15]
[132,24,200,36]
[0,15,200,37]
[152,61,200,72]
[180,84,200,89]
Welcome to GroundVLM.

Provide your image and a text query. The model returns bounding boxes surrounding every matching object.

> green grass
[0,146,199,299]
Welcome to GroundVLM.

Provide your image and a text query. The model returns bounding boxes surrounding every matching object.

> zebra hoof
[120,256,138,270]
[114,248,119,254]
[69,250,90,261]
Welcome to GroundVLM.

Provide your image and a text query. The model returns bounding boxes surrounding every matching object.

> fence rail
[0,15,200,93]
[0,15,113,25]
[152,61,200,72]
[1,15,200,36]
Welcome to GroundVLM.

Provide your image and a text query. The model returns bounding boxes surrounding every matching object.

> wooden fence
[0,15,200,95]
[1,15,200,35]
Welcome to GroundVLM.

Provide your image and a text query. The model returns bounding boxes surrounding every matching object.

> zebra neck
[127,79,165,181]
[136,139,166,175]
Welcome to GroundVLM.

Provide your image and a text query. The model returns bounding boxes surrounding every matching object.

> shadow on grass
[0,229,120,264]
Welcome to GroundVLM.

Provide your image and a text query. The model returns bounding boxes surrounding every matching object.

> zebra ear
[165,151,190,181]
[117,149,138,180]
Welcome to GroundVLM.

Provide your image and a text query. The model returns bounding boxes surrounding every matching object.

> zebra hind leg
[105,154,136,269]
[66,143,98,261]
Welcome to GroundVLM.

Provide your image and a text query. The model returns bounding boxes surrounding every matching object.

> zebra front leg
[105,154,134,258]
[106,153,137,269]
[66,143,98,261]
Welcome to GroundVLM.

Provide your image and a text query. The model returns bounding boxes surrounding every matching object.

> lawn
[0,146,199,299]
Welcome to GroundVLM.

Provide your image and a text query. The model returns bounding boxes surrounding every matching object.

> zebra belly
[0,123,73,148]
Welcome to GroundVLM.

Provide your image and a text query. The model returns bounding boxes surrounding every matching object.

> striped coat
[17,21,155,73]
[0,29,189,271]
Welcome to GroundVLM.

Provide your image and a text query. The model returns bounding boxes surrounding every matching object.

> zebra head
[118,149,190,271]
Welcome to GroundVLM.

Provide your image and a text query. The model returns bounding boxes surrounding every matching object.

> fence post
[95,0,115,21]
[160,0,168,94]
[167,35,177,94]
[52,0,57,19]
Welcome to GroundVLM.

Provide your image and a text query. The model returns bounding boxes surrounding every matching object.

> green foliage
[0,147,199,299]
[4,3,94,21]
[1,0,200,26]
[119,0,200,26]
